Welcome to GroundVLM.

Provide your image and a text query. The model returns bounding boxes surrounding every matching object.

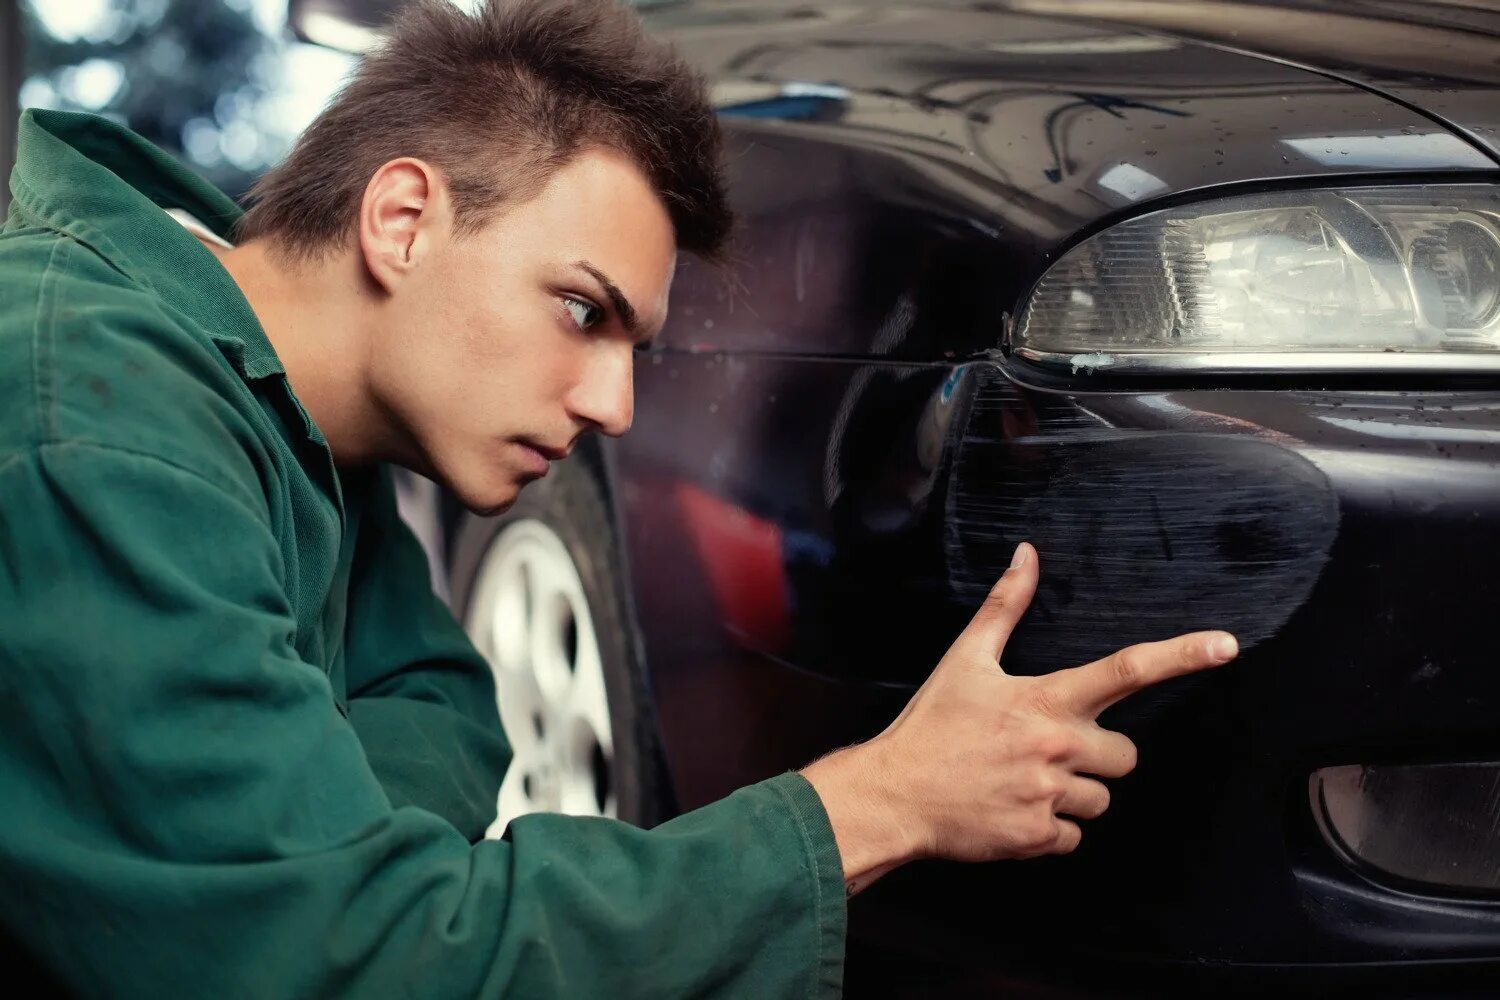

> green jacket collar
[7,108,285,381]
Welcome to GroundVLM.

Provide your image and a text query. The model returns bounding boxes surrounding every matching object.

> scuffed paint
[1069,351,1116,374]
[944,367,1340,677]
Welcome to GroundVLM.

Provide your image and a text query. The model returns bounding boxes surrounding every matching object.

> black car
[24,0,1500,993]
[436,2,1500,994]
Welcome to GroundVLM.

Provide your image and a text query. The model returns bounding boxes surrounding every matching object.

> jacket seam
[29,439,273,532]
[31,237,71,441]
[10,172,145,288]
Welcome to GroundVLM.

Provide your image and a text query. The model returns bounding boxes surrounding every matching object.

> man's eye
[562,296,602,330]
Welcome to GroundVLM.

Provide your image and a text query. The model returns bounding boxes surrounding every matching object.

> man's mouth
[523,440,572,461]
[515,442,551,477]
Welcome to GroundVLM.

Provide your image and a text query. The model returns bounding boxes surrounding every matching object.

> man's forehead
[478,145,677,339]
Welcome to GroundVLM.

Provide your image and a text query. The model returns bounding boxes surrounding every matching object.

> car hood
[1008,0,1500,160]
[654,0,1497,260]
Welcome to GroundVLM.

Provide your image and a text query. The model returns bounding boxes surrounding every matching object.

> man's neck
[207,238,392,469]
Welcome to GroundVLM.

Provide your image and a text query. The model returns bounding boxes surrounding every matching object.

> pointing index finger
[1048,631,1238,717]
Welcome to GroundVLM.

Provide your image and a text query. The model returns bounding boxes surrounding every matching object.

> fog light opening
[1310,761,1500,896]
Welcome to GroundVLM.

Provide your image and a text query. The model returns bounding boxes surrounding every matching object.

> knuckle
[982,584,1012,615]
[1110,648,1145,689]
[1027,683,1065,720]
[1031,769,1062,802]
[1028,726,1073,762]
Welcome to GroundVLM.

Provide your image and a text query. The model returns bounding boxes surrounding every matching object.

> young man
[0,0,1237,995]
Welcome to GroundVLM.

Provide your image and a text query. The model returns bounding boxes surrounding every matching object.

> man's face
[367,146,676,515]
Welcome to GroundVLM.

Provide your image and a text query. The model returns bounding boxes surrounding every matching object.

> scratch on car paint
[794,219,815,304]
[944,367,1339,677]
[1069,351,1116,374]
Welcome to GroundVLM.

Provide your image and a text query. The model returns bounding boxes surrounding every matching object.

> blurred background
[7,0,357,201]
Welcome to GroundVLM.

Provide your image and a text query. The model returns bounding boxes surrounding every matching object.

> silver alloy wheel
[464,518,616,836]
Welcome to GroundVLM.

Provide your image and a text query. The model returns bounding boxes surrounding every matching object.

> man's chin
[420,457,532,517]
[464,490,520,518]
[458,477,535,518]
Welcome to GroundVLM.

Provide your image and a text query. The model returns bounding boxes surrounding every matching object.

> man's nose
[568,347,634,438]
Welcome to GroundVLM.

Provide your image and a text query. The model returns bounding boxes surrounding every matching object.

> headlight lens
[1311,762,1500,895]
[1015,186,1500,373]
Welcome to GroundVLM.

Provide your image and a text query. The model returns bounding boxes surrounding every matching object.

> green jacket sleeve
[0,443,847,999]
[342,468,511,841]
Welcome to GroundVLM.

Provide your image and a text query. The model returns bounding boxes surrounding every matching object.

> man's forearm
[800,740,924,897]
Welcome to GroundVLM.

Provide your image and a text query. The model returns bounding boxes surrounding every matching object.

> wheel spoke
[494,670,544,762]
[525,556,573,701]
[483,560,529,676]
[567,629,613,756]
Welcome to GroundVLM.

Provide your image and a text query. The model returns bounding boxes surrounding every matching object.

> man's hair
[234,0,731,264]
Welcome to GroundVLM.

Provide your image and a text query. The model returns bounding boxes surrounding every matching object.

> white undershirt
[165,207,235,250]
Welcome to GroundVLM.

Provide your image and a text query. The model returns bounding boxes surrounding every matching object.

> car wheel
[449,454,671,833]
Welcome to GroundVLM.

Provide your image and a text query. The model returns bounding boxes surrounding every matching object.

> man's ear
[358,157,450,294]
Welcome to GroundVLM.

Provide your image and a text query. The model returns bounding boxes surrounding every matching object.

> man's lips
[515,439,572,477]
[515,442,549,476]
[524,440,572,461]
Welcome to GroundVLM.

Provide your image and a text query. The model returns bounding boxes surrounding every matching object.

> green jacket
[0,109,845,998]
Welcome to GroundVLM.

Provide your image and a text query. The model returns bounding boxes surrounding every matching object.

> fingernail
[1211,634,1238,662]
[1010,543,1028,568]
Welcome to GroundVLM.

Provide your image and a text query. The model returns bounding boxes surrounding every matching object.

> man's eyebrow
[573,260,650,342]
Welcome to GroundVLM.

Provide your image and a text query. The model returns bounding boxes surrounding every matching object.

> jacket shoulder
[0,227,274,505]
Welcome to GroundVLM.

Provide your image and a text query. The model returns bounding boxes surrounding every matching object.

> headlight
[1311,762,1500,895]
[1014,185,1500,375]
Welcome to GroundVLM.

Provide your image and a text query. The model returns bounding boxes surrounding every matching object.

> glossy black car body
[596,1,1500,994]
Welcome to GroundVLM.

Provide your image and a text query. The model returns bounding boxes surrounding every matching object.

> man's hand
[801,542,1239,895]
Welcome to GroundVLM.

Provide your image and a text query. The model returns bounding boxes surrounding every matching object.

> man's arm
[335,470,1238,905]
[0,443,845,998]
[341,467,511,840]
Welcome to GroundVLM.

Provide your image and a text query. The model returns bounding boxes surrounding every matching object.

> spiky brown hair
[235,0,730,264]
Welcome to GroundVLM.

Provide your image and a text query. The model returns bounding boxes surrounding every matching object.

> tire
[448,453,672,830]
